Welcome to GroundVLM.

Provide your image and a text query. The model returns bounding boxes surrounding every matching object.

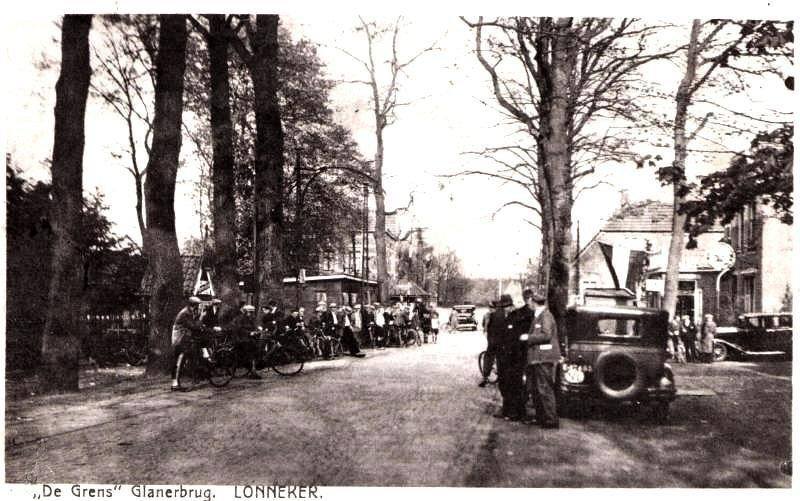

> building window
[315,291,327,304]
[742,276,755,313]
[742,204,754,249]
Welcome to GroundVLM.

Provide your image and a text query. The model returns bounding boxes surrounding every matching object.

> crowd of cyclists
[169,295,441,391]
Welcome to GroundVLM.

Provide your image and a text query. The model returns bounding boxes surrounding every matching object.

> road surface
[5,325,792,487]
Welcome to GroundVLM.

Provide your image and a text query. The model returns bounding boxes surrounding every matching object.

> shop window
[742,276,755,313]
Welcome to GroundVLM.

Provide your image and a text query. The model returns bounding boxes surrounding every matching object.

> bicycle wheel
[271,347,304,376]
[176,352,195,389]
[208,348,235,387]
[478,351,499,383]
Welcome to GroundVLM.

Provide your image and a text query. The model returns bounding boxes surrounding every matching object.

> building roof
[140,254,207,297]
[602,201,723,233]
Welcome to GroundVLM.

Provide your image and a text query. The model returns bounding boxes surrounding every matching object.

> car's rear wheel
[712,342,728,362]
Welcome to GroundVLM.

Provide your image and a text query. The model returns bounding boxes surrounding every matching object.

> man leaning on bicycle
[171,296,204,392]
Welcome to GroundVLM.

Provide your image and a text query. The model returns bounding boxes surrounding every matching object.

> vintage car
[713,312,793,361]
[450,305,478,331]
[556,305,676,422]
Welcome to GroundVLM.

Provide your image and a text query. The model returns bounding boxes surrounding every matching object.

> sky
[1,1,796,278]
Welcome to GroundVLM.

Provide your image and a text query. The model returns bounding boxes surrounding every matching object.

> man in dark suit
[519,290,561,428]
[502,289,534,420]
[261,300,284,334]
[487,294,518,419]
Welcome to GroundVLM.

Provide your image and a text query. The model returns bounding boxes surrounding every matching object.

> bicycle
[477,350,499,384]
[248,331,305,376]
[405,327,422,347]
[176,332,235,390]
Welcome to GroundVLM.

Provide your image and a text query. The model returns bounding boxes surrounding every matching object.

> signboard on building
[645,279,665,293]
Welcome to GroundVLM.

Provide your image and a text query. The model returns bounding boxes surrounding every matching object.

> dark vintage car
[450,305,478,331]
[556,305,676,422]
[713,312,793,362]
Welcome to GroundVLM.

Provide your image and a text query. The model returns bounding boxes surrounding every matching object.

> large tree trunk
[144,15,188,375]
[206,15,239,319]
[540,18,577,330]
[373,124,389,301]
[39,14,93,393]
[249,14,285,313]
[663,20,701,320]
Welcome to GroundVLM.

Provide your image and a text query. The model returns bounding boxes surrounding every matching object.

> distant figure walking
[699,314,717,364]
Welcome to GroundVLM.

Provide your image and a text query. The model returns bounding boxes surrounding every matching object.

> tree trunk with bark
[250,14,285,312]
[144,15,188,375]
[663,20,701,320]
[541,18,577,329]
[39,14,93,393]
[373,114,389,301]
[206,15,239,319]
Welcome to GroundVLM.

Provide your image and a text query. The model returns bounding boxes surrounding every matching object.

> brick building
[720,203,793,318]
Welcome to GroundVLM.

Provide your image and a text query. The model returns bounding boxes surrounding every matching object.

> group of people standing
[668,314,717,364]
[169,295,442,391]
[481,290,561,429]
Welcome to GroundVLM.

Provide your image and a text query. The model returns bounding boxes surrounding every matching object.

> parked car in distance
[557,305,676,423]
[713,312,793,362]
[450,305,478,331]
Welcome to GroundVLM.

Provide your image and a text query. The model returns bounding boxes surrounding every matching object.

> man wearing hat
[171,296,204,391]
[490,294,522,419]
[519,290,560,428]
[479,301,498,387]
[503,289,536,417]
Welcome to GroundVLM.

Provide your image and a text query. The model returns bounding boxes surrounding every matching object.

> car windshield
[596,318,640,338]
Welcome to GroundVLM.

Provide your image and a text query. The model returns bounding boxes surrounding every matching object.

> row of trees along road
[40,14,379,389]
[458,17,792,333]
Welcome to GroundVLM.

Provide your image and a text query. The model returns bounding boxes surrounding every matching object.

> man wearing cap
[352,304,364,345]
[201,298,222,329]
[261,300,284,334]
[227,304,261,379]
[373,302,386,348]
[519,290,560,428]
[479,301,498,387]
[171,296,204,391]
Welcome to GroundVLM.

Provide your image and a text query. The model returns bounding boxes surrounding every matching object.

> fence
[80,311,149,366]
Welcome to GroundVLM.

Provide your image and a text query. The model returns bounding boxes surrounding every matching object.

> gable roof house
[577,201,733,324]
[140,254,216,301]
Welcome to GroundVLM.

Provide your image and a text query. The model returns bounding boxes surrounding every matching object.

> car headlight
[563,364,586,384]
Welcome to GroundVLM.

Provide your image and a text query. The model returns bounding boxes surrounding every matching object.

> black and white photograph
[2,0,796,494]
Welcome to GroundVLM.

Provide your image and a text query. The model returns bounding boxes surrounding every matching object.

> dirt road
[5,327,792,487]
